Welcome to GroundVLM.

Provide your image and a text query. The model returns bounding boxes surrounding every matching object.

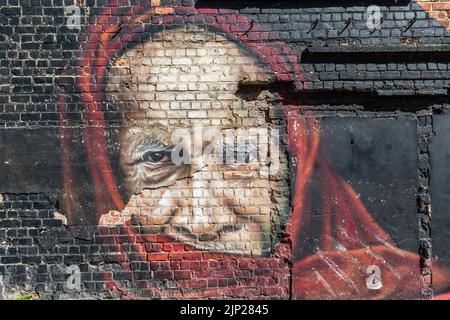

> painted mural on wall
[51,1,450,299]
[2,1,436,299]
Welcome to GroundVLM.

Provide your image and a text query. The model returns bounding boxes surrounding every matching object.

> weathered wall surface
[1,0,450,300]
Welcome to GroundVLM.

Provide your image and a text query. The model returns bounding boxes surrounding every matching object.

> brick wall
[1,0,450,300]
[418,0,450,27]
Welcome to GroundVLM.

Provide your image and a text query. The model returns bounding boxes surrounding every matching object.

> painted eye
[141,150,170,163]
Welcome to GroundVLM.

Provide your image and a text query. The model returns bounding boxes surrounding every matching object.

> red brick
[433,3,450,10]
[154,271,174,280]
[147,252,168,261]
[173,244,185,251]
[182,252,203,260]
[174,270,192,280]
[169,252,183,261]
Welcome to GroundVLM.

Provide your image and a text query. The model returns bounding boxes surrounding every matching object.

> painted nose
[168,168,238,241]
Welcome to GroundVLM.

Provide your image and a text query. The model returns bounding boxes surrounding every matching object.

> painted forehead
[105,26,273,97]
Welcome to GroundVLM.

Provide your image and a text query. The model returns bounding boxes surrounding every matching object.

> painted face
[101,26,288,256]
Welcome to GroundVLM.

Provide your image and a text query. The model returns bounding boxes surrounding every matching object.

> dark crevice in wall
[195,0,411,9]
[238,83,448,111]
[283,91,450,111]
[306,45,450,53]
[301,49,450,64]
[416,111,433,299]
